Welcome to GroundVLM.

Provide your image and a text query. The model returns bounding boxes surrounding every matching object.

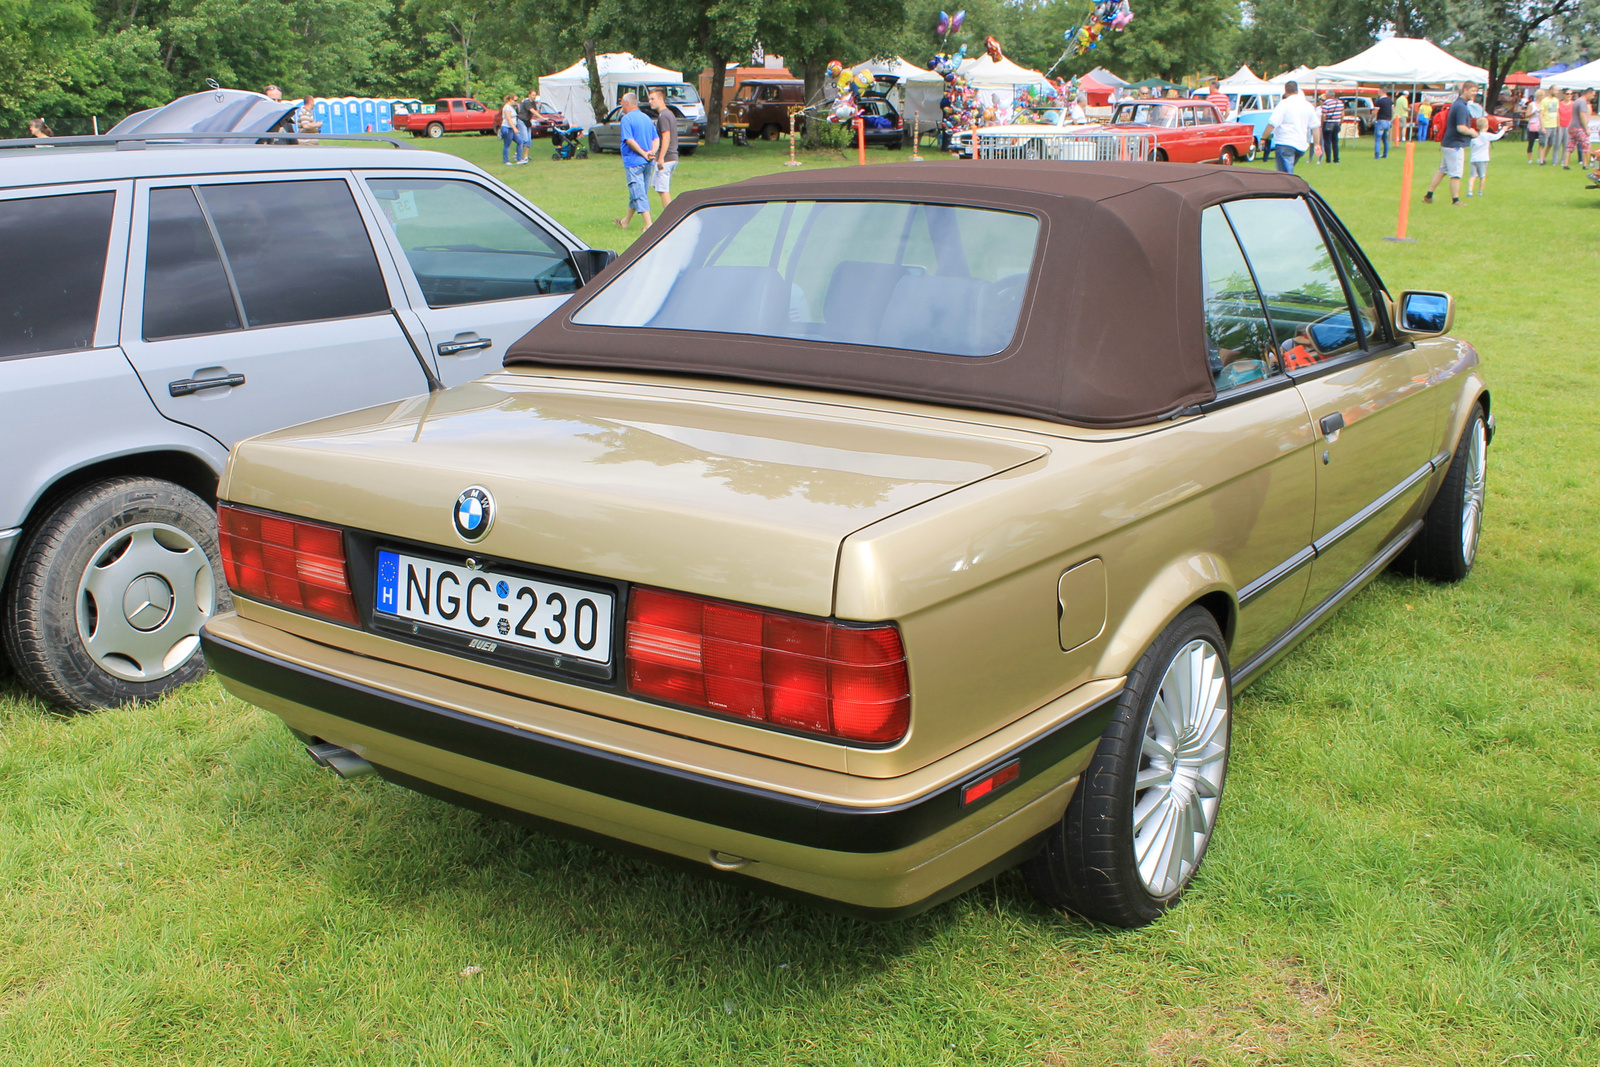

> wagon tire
[425,121,444,139]
[1024,606,1231,927]
[1395,405,1487,583]
[588,132,601,153]
[2,478,228,711]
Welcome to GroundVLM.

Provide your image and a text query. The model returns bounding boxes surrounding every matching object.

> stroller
[550,124,588,160]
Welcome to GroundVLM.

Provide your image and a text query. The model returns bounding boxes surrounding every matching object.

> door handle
[1319,412,1346,438]
[168,373,245,397]
[437,337,493,356]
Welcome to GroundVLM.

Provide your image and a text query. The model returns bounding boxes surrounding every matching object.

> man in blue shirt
[615,93,658,230]
[1424,82,1479,206]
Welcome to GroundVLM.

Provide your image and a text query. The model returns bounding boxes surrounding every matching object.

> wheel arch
[13,448,222,544]
[1095,553,1239,678]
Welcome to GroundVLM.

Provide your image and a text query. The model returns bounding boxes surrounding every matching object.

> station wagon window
[0,191,114,359]
[200,180,390,328]
[1200,206,1279,390]
[366,177,578,306]
[143,187,241,340]
[571,200,1040,357]
[1222,197,1361,369]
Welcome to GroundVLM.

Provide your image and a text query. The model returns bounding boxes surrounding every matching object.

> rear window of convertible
[570,200,1040,357]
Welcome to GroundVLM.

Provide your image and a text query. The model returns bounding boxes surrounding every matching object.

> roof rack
[0,131,415,152]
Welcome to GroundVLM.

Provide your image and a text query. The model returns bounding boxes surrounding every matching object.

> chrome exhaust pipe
[306,742,376,779]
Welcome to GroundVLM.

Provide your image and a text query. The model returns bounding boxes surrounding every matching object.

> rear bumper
[201,614,1114,914]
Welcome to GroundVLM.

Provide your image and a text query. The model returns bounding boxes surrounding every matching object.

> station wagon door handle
[437,338,493,356]
[1319,412,1346,438]
[168,373,245,397]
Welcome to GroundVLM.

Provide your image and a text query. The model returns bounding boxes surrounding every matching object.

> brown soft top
[505,161,1312,428]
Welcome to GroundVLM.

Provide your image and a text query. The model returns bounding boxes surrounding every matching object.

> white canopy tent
[1270,65,1355,89]
[1218,65,1278,93]
[958,55,1047,98]
[1315,37,1487,85]
[538,52,683,128]
[1542,57,1600,89]
[849,56,945,131]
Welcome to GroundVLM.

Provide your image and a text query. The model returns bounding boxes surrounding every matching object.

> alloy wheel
[1461,417,1487,565]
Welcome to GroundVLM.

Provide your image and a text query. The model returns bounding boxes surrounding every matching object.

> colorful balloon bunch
[1071,0,1133,56]
[824,61,876,123]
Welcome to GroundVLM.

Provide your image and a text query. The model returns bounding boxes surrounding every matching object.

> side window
[761,86,779,102]
[200,180,390,327]
[1223,197,1360,371]
[143,187,241,340]
[366,177,578,306]
[1200,206,1279,390]
[0,191,115,359]
[1320,216,1388,348]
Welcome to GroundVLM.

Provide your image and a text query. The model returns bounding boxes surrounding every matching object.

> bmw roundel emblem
[452,486,494,542]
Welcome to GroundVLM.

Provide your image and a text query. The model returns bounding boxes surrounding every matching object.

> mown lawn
[2,135,1597,1066]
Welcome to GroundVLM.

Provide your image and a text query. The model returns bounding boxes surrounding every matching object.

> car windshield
[571,200,1040,357]
[640,84,699,104]
[1117,104,1178,128]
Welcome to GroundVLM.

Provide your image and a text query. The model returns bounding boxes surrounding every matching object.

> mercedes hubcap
[1461,419,1487,566]
[1133,638,1230,897]
[76,523,215,683]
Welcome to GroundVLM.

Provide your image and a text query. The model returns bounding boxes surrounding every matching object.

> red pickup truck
[392,97,498,138]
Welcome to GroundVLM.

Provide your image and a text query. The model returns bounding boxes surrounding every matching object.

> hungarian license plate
[374,550,613,665]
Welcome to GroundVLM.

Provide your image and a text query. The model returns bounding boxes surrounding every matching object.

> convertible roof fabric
[505,161,1312,428]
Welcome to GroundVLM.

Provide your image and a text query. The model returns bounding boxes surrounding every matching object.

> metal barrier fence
[972,129,1158,162]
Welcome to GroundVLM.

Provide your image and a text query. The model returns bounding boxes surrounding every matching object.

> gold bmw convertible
[201,163,1491,926]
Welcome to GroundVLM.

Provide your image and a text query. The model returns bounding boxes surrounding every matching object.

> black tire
[588,132,601,153]
[1395,405,1487,583]
[1219,145,1237,165]
[679,146,696,156]
[425,121,444,139]
[2,477,229,711]
[761,123,780,141]
[1024,606,1231,927]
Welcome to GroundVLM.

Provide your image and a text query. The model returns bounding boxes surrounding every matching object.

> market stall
[849,56,945,133]
[538,53,683,128]
[1541,58,1600,90]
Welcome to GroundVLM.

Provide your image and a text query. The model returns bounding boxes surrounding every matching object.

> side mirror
[568,248,617,286]
[1395,290,1454,338]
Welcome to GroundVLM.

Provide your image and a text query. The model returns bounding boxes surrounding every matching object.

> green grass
[3,136,1598,1066]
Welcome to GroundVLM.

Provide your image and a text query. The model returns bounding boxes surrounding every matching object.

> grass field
[2,134,1598,1066]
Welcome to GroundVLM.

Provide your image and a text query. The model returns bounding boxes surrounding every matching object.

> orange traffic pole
[1385,140,1417,242]
[855,117,865,164]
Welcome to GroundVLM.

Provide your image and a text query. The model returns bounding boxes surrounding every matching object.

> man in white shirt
[1264,81,1317,173]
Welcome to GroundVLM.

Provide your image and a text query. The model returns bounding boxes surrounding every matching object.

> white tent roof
[1543,57,1600,89]
[1218,65,1278,93]
[538,52,683,127]
[851,56,944,83]
[1316,37,1486,85]
[1269,65,1354,87]
[957,55,1046,91]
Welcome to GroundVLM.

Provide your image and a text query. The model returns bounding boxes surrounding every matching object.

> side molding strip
[1234,520,1423,689]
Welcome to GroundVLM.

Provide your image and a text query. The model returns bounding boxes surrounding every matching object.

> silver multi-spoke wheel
[1024,607,1231,927]
[76,522,215,682]
[1133,638,1230,897]
[1460,417,1486,566]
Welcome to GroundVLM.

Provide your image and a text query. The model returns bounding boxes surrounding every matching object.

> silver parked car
[587,105,702,156]
[0,97,609,710]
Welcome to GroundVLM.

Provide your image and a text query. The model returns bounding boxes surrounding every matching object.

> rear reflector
[961,759,1020,806]
[625,587,910,744]
[218,504,358,625]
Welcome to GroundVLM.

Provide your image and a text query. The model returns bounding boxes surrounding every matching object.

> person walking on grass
[1564,88,1591,170]
[1424,82,1477,206]
[1265,81,1317,174]
[1317,90,1344,163]
[1466,116,1505,196]
[1373,90,1393,157]
[613,92,657,231]
[1537,88,1561,164]
[1525,90,1542,162]
[648,88,678,212]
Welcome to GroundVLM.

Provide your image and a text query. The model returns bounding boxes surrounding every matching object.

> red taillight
[625,587,910,744]
[218,504,358,625]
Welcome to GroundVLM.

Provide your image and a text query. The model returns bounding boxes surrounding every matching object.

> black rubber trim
[1312,460,1433,556]
[1238,546,1315,606]
[1235,519,1421,689]
[202,629,1116,854]
[373,765,1047,920]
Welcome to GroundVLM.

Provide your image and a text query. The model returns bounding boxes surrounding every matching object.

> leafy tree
[1451,0,1579,105]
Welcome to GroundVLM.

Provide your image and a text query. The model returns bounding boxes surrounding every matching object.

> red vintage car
[392,97,498,139]
[1109,100,1256,163]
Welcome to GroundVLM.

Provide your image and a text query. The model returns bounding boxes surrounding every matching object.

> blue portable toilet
[342,97,362,135]
[312,98,330,133]
[360,98,377,132]
[376,99,393,131]
[325,98,345,135]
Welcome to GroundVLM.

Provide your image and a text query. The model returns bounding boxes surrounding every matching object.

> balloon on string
[951,10,965,32]
[984,36,1003,62]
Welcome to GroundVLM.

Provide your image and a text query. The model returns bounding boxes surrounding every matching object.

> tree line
[3,0,1593,137]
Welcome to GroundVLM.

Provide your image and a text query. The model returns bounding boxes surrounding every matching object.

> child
[1466,117,1505,196]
